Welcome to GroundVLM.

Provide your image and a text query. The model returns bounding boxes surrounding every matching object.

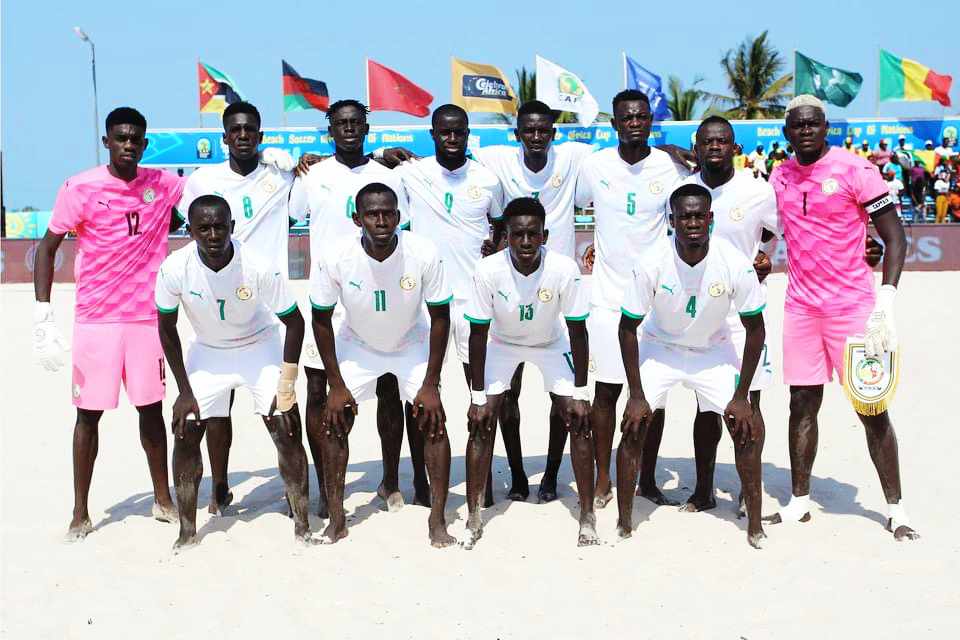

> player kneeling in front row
[465,198,596,548]
[309,182,456,547]
[617,184,768,549]
[156,195,312,550]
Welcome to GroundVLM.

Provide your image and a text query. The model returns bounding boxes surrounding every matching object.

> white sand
[1,273,957,639]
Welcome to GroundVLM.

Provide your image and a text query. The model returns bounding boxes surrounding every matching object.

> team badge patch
[261,180,277,194]
[236,286,253,301]
[537,287,554,302]
[821,178,839,195]
[142,188,156,203]
[551,174,563,188]
[649,181,663,194]
[842,339,900,416]
[306,344,319,358]
[399,275,417,291]
[588,356,597,373]
[708,282,725,297]
[467,185,482,200]
[729,207,744,222]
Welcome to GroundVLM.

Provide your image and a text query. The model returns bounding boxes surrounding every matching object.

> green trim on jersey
[400,221,411,231]
[739,304,766,317]
[310,299,337,311]
[172,208,185,222]
[157,304,179,314]
[564,313,590,322]
[464,313,491,325]
[276,302,298,318]
[620,307,645,321]
[426,294,454,306]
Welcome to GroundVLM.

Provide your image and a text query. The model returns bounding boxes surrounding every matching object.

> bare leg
[172,419,206,551]
[420,415,456,548]
[615,425,646,538]
[67,408,102,541]
[591,381,622,508]
[858,411,919,541]
[264,408,312,543]
[552,396,598,546]
[304,367,329,518]
[375,374,404,512]
[636,410,677,505]
[726,410,766,548]
[136,401,177,521]
[464,395,501,549]
[404,401,431,506]
[680,409,721,512]
[765,385,820,524]
[204,417,233,514]
[462,363,494,507]
[539,395,569,503]
[499,364,528,501]
[317,414,351,544]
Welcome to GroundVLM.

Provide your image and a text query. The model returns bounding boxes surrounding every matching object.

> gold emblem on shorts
[467,185,482,200]
[399,275,417,291]
[537,287,554,302]
[649,180,663,194]
[821,178,839,195]
[261,180,277,193]
[730,207,744,222]
[588,356,597,373]
[551,174,563,188]
[306,344,319,358]
[142,188,156,203]
[708,281,725,297]
[72,384,81,399]
[236,286,253,301]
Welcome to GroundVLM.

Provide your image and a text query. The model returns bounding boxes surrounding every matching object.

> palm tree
[707,31,793,119]
[666,75,705,121]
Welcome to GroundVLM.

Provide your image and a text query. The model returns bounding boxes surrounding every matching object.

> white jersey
[465,247,589,348]
[397,156,503,300]
[309,231,453,353]
[177,161,305,276]
[155,240,298,349]
[621,237,765,351]
[575,146,687,310]
[299,157,409,268]
[474,142,593,258]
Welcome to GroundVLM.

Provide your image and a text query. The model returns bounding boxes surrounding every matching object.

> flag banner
[367,59,433,117]
[282,60,329,112]
[794,52,863,107]
[451,57,517,115]
[535,55,600,126]
[198,62,244,115]
[623,54,671,120]
[879,50,952,107]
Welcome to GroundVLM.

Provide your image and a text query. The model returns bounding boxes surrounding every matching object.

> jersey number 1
[374,289,387,312]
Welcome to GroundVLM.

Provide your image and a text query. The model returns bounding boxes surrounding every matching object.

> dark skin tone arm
[725,313,765,445]
[278,308,305,364]
[466,322,493,434]
[312,307,354,439]
[412,304,451,440]
[565,319,590,433]
[870,206,905,286]
[158,310,199,439]
[618,314,652,440]
[33,230,66,302]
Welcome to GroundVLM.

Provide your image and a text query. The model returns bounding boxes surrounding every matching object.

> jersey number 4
[685,295,697,318]
[374,289,387,312]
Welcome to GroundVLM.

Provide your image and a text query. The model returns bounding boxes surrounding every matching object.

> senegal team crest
[537,287,554,302]
[842,338,900,416]
[649,181,663,195]
[236,286,253,301]
[467,185,482,200]
[708,282,725,297]
[821,178,839,195]
[142,188,156,204]
[399,275,417,291]
[261,180,277,194]
[729,207,744,222]
[588,356,596,373]
[551,174,563,188]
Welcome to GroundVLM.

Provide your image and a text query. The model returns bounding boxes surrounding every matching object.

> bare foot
[537,478,558,504]
[594,483,614,510]
[319,519,348,545]
[679,493,716,513]
[889,521,920,541]
[507,477,529,502]
[65,517,94,543]
[172,533,198,553]
[152,502,178,523]
[616,520,632,540]
[429,518,456,548]
[637,485,681,506]
[762,512,811,525]
[412,478,431,507]
[577,513,600,546]
[208,491,234,516]
[295,531,317,546]
[377,483,405,513]
[747,528,767,549]
[462,511,483,550]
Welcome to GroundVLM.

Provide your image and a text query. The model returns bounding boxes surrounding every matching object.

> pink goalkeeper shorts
[782,308,871,386]
[72,320,166,410]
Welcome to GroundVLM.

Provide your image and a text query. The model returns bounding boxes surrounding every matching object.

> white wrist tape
[887,502,911,530]
[572,386,590,401]
[876,284,896,311]
[34,301,54,323]
[372,147,385,160]
[470,390,487,406]
[778,493,811,522]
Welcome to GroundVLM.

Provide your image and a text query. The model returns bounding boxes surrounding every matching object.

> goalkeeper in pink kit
[33,107,184,541]
[766,96,918,540]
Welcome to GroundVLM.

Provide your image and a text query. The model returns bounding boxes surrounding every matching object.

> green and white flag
[794,52,863,107]
[535,55,599,125]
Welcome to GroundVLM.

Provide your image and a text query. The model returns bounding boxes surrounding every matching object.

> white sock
[887,502,911,530]
[778,494,810,522]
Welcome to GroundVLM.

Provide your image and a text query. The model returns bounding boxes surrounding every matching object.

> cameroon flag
[282,61,329,112]
[198,62,244,114]
[879,50,952,107]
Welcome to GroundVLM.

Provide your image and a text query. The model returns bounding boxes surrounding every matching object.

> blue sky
[2,0,956,209]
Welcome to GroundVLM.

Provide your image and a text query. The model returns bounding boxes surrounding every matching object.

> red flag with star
[366,59,433,117]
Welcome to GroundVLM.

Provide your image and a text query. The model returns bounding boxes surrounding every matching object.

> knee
[789,387,822,418]
[76,409,103,430]
[593,383,619,408]
[305,379,327,409]
[135,401,163,421]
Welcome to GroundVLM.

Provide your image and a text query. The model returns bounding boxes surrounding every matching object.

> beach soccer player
[765,95,918,541]
[309,182,455,547]
[33,106,181,541]
[617,183,768,548]
[463,197,595,548]
[156,195,312,550]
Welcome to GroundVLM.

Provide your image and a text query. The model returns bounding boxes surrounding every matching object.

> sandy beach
[1,272,957,639]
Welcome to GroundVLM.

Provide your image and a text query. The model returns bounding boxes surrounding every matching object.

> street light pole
[73,27,100,166]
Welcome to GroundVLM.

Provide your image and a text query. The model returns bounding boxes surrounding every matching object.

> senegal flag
[879,50,952,107]
[198,62,244,115]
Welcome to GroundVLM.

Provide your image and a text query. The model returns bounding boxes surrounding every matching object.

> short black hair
[222,101,261,128]
[612,90,650,114]
[517,100,556,124]
[431,103,468,128]
[696,115,734,140]
[188,194,231,222]
[355,182,398,210]
[669,183,711,213]
[326,99,369,121]
[105,107,146,132]
[502,197,546,224]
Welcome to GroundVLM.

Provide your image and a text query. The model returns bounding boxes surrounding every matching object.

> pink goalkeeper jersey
[49,166,185,323]
[770,147,888,317]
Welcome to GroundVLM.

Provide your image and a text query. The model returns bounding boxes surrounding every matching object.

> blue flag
[623,54,671,121]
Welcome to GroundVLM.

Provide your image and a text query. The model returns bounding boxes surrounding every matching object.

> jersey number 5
[626,192,637,216]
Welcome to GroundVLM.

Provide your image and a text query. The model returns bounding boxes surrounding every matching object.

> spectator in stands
[767,148,788,174]
[732,144,748,172]
[914,140,937,175]
[934,174,950,223]
[748,143,766,179]
[895,135,910,154]
[885,169,905,217]
[934,136,955,163]
[869,138,893,170]
[948,186,960,222]
[883,157,904,182]
[856,139,871,159]
[843,136,855,152]
[910,162,928,211]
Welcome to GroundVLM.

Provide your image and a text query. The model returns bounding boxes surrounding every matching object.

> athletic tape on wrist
[470,390,487,406]
[572,386,590,401]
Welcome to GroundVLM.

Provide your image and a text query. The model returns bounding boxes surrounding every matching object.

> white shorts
[587,305,639,384]
[485,337,576,396]
[639,340,740,415]
[729,320,773,392]
[338,336,428,404]
[451,298,471,364]
[303,304,345,371]
[186,330,282,419]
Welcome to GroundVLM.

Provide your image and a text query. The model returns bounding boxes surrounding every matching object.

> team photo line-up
[32,88,918,551]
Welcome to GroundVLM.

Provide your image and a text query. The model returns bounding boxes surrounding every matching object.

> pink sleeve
[853,160,889,204]
[48,181,83,234]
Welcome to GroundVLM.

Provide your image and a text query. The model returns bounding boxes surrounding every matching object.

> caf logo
[467,185,482,200]
[729,207,744,222]
[142,188,156,204]
[236,286,253,301]
[261,180,276,193]
[821,178,839,195]
[551,174,563,188]
[399,275,417,291]
[649,181,663,194]
[537,287,553,302]
[708,282,725,297]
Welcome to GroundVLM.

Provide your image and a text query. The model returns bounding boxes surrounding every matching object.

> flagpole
[365,57,370,111]
[622,51,627,90]
[793,50,797,98]
[197,58,204,128]
[281,61,288,128]
[875,48,881,116]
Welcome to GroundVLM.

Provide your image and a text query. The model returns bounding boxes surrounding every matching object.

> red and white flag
[366,58,433,117]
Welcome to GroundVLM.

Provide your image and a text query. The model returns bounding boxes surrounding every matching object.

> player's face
[328,105,369,153]
[506,215,546,267]
[102,124,148,170]
[612,99,652,146]
[189,207,234,260]
[695,122,735,173]
[783,106,828,158]
[515,113,555,158]
[354,192,400,249]
[431,113,469,159]
[223,112,263,161]
[672,196,712,249]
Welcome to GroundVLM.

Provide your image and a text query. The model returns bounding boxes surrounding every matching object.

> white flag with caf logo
[535,55,600,126]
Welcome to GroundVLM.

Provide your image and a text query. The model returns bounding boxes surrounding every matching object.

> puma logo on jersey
[599,179,610,189]
[497,290,510,302]
[349,280,363,291]
[660,284,675,294]
[189,290,203,299]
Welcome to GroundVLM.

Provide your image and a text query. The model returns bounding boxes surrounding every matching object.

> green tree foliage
[707,31,793,119]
